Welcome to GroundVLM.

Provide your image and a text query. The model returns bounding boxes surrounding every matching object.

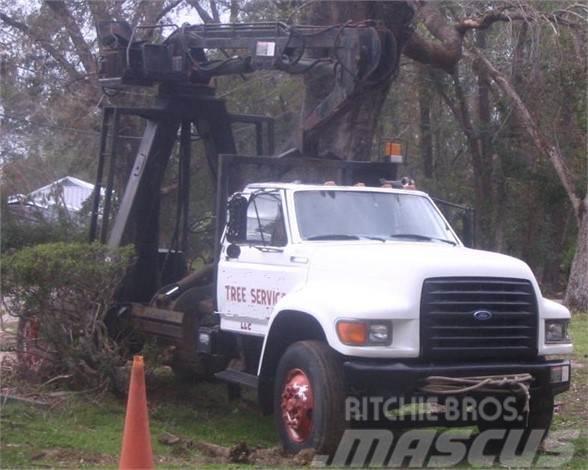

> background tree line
[1,0,586,310]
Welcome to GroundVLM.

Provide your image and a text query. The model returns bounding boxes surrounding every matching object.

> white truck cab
[132,180,572,455]
[211,182,572,454]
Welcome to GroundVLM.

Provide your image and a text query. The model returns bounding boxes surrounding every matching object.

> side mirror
[226,194,248,243]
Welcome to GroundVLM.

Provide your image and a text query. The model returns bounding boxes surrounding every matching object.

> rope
[419,373,533,414]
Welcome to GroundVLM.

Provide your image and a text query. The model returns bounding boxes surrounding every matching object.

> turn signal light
[337,321,368,346]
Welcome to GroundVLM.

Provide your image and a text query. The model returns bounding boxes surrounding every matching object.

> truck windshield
[294,190,457,244]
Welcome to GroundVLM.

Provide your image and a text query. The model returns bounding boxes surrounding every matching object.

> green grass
[1,314,587,468]
[557,312,588,468]
[0,377,275,468]
[570,312,588,357]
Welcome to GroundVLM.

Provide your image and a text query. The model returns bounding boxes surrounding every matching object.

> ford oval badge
[473,310,493,321]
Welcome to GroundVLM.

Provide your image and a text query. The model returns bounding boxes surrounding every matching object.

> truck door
[217,190,306,336]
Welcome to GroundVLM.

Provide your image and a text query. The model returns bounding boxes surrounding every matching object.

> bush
[2,242,134,388]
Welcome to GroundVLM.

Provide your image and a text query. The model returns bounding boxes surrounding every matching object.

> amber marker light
[384,141,404,164]
[385,142,402,156]
[336,321,368,346]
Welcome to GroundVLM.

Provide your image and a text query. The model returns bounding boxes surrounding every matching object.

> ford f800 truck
[88,18,573,455]
[133,179,572,454]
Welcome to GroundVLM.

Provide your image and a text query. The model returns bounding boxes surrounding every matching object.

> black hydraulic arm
[97,20,398,132]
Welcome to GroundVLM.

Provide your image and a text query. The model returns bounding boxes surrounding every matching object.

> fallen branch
[40,374,73,387]
[0,393,50,407]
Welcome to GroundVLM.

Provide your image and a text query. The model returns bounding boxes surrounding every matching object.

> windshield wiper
[389,233,456,246]
[307,234,361,241]
[364,236,386,242]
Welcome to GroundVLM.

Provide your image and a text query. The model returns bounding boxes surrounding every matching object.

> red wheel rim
[280,368,314,443]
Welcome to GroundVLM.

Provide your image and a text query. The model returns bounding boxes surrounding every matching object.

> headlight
[545,319,570,344]
[336,320,392,346]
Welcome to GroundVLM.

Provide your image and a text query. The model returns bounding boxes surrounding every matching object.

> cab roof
[244,182,428,197]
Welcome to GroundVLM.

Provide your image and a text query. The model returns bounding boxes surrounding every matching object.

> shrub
[2,242,134,388]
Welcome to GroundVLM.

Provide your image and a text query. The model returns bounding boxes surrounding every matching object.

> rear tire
[274,340,346,455]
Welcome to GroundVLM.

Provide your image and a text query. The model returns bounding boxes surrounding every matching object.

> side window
[246,193,287,246]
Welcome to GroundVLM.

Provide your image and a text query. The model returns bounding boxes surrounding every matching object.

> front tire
[274,340,346,455]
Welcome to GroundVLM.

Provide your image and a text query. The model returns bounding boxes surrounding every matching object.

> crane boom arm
[96,20,398,133]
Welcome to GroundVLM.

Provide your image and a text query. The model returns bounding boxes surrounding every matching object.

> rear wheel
[274,341,346,455]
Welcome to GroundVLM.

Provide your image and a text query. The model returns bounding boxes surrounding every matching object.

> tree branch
[456,13,514,33]
[229,0,240,23]
[404,32,461,74]
[404,4,517,73]
[145,0,167,26]
[404,2,583,73]
[87,0,113,24]
[0,11,82,81]
[186,0,214,23]
[131,0,165,28]
[45,1,96,77]
[131,0,148,27]
[471,48,581,217]
[210,0,221,22]
[155,0,185,23]
[403,0,464,73]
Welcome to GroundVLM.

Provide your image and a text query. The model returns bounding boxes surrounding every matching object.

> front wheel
[274,341,346,455]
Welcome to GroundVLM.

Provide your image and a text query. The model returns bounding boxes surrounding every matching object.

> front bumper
[344,359,571,396]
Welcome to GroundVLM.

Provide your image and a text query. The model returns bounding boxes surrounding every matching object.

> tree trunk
[230,0,239,22]
[301,1,414,160]
[302,77,392,160]
[564,197,588,312]
[451,70,494,249]
[475,31,498,250]
[491,153,506,252]
[418,65,434,177]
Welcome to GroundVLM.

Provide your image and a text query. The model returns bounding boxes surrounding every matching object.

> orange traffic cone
[119,355,154,469]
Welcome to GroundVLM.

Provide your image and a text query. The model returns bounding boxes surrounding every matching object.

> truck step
[215,369,258,389]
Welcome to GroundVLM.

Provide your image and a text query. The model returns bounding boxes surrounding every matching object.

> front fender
[258,281,420,376]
